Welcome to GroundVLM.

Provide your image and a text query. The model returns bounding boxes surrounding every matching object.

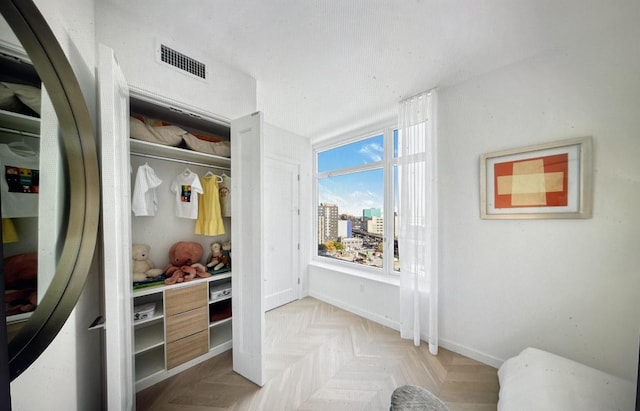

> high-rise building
[317,203,339,244]
[361,208,382,230]
[362,208,382,218]
[367,216,384,235]
[337,219,352,238]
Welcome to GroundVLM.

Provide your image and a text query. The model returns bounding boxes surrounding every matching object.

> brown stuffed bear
[163,241,211,285]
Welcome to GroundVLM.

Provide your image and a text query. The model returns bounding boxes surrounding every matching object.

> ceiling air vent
[160,44,206,79]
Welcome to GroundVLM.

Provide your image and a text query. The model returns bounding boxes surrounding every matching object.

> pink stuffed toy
[4,252,38,315]
[163,241,210,285]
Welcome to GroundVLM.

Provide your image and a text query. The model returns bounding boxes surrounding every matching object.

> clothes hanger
[183,167,192,176]
[203,170,223,183]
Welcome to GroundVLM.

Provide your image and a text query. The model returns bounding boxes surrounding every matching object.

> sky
[318,134,393,216]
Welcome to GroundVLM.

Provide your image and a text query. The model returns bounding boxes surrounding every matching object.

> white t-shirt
[0,144,39,218]
[170,169,203,219]
[131,163,163,216]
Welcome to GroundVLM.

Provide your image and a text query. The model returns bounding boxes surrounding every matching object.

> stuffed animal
[206,241,231,271]
[3,252,38,315]
[3,252,37,289]
[164,241,211,285]
[132,244,164,282]
[221,241,231,269]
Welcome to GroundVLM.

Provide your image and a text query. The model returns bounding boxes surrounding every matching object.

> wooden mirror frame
[0,0,100,380]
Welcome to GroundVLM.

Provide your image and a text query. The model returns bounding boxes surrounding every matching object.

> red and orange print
[494,153,568,208]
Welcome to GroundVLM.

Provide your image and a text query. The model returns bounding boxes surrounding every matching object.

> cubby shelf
[132,275,233,391]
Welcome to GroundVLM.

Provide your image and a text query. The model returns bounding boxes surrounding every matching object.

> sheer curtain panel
[397,90,439,354]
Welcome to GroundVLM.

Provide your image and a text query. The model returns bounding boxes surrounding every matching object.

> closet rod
[130,151,231,171]
[0,127,39,138]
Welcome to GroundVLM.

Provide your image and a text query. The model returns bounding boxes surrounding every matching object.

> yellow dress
[194,174,225,236]
[2,218,19,243]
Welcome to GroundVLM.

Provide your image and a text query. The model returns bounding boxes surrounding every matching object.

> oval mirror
[0,0,99,380]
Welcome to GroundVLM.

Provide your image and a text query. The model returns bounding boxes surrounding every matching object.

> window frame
[313,123,398,277]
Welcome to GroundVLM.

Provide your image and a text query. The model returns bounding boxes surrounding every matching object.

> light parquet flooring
[137,297,499,411]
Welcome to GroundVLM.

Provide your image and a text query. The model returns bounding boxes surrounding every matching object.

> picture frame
[480,136,592,219]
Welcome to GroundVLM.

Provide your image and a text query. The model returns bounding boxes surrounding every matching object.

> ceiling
[106,0,637,141]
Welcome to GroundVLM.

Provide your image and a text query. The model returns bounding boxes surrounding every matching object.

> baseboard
[308,290,400,332]
[307,291,506,370]
[437,338,504,369]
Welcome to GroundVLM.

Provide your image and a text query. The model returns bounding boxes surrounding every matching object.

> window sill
[309,259,400,287]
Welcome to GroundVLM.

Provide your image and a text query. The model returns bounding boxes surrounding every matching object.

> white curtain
[397,89,439,354]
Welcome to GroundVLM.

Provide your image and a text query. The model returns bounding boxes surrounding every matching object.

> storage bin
[133,302,156,322]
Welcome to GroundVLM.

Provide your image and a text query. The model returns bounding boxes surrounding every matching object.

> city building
[367,216,384,236]
[337,219,352,238]
[340,237,363,251]
[361,208,381,230]
[317,203,339,243]
[362,208,381,219]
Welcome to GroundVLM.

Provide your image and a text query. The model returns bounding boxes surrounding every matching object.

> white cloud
[358,142,383,162]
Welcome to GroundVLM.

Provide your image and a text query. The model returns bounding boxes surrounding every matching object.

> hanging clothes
[195,173,225,236]
[2,218,19,243]
[0,143,39,218]
[170,168,203,219]
[131,163,163,216]
[218,173,231,217]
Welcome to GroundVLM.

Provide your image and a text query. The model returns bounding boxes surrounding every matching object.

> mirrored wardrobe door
[0,0,100,388]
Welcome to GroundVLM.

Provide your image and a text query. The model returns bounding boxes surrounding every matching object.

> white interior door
[264,157,299,311]
[231,112,265,386]
[97,44,135,410]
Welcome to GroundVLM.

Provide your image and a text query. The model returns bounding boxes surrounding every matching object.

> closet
[0,53,40,334]
[99,44,264,408]
[128,93,233,390]
[0,47,62,340]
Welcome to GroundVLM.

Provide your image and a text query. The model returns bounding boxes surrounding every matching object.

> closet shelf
[130,138,230,170]
[0,108,40,135]
[209,316,232,329]
[133,275,229,298]
[134,323,165,354]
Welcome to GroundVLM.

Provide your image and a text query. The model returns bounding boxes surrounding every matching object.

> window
[315,128,399,274]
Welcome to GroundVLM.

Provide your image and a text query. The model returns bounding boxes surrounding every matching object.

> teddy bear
[163,241,211,285]
[132,244,164,282]
[206,241,231,271]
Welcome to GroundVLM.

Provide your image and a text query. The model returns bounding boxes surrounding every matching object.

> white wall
[11,0,103,410]
[438,20,640,380]
[309,264,400,330]
[94,3,256,121]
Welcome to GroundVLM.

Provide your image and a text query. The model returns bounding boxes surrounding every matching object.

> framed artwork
[480,137,593,219]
